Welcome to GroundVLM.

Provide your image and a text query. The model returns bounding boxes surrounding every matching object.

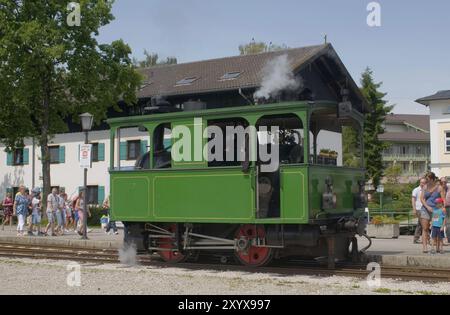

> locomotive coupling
[343,217,368,236]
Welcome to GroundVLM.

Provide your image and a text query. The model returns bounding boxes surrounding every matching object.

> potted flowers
[318,149,338,165]
[367,215,400,239]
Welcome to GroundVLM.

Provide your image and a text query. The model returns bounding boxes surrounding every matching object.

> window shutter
[6,152,12,166]
[98,143,105,161]
[120,142,127,160]
[59,146,65,164]
[23,148,30,165]
[98,186,105,205]
[140,140,148,155]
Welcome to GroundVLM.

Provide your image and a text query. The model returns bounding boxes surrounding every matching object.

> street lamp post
[377,184,384,211]
[79,113,94,240]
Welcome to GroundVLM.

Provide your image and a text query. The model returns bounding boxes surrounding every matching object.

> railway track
[1,242,449,283]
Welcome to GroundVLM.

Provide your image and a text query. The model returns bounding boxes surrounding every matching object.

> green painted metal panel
[309,166,365,218]
[280,165,308,223]
[111,175,150,220]
[152,168,254,220]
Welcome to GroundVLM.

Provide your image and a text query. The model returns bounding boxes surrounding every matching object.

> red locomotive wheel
[157,224,187,263]
[234,225,273,267]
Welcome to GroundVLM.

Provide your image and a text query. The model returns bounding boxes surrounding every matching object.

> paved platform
[0,227,123,249]
[360,235,450,268]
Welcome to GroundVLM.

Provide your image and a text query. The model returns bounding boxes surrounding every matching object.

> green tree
[133,50,178,68]
[360,68,393,187]
[0,0,142,205]
[239,40,288,55]
[342,126,361,168]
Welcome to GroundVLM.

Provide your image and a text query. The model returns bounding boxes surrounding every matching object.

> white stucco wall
[428,99,450,177]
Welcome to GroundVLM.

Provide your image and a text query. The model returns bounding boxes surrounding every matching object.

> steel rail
[0,242,449,283]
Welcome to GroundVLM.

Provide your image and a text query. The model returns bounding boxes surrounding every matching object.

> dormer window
[140,81,151,90]
[175,77,198,86]
[220,72,242,81]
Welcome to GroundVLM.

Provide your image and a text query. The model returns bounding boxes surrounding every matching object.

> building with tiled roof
[380,114,430,182]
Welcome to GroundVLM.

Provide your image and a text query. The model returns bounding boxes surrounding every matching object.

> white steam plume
[254,54,301,100]
[119,244,137,266]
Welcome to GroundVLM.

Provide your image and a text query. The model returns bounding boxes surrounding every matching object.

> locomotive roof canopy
[136,43,369,114]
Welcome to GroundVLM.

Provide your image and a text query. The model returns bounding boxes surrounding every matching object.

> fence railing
[367,209,417,227]
[382,154,429,162]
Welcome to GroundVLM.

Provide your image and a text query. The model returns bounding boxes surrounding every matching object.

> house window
[401,146,408,155]
[13,149,24,166]
[92,143,99,162]
[446,132,450,153]
[127,140,141,160]
[49,146,60,164]
[86,186,98,205]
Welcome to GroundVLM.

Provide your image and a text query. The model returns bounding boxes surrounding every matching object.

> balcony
[382,154,430,162]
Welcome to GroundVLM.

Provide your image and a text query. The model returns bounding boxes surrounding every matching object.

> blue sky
[98,0,450,114]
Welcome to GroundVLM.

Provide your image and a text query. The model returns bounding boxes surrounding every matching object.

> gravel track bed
[0,257,449,295]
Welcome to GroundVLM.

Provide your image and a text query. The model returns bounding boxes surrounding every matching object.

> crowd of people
[0,186,118,237]
[412,172,450,254]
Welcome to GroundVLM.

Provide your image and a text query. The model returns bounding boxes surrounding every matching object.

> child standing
[30,189,42,235]
[431,198,447,254]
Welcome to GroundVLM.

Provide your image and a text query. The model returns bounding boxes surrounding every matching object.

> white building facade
[0,127,150,203]
[416,90,450,178]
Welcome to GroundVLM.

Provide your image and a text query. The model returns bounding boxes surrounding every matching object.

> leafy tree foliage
[0,0,142,202]
[133,50,178,68]
[239,40,288,55]
[360,68,393,187]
